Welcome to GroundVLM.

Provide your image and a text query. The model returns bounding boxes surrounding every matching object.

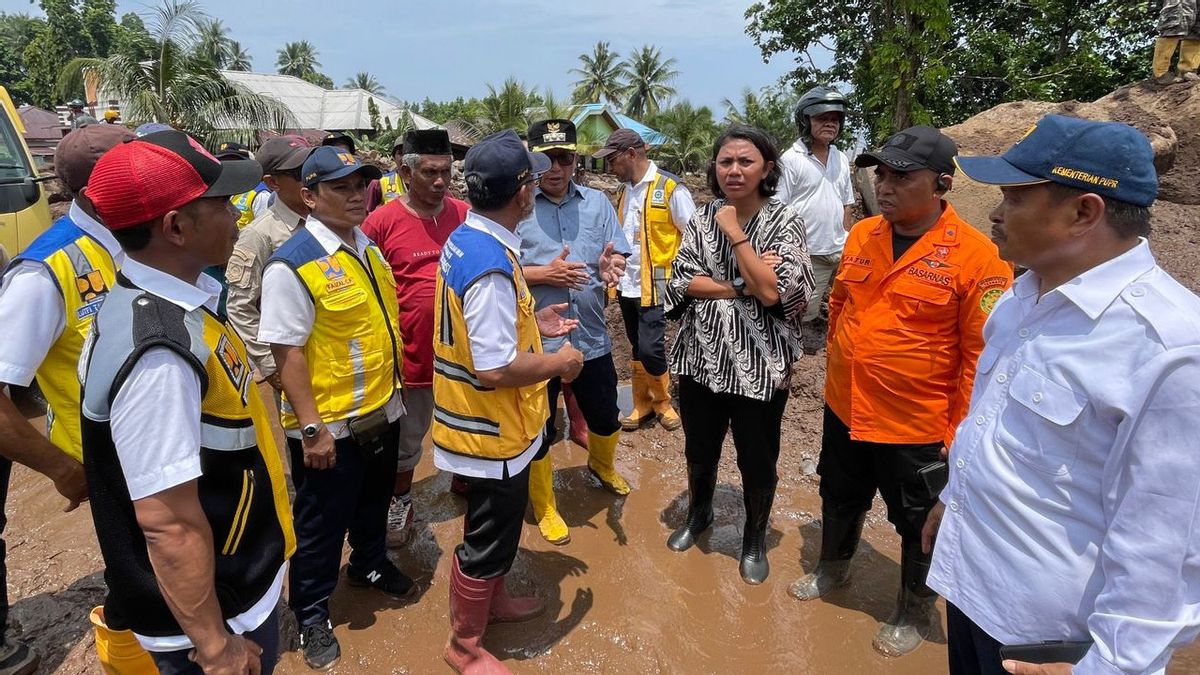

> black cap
[320,131,356,155]
[527,119,577,153]
[855,125,958,175]
[592,128,645,159]
[301,145,382,188]
[144,130,263,198]
[256,135,313,174]
[215,141,251,161]
[464,130,551,199]
[400,129,452,155]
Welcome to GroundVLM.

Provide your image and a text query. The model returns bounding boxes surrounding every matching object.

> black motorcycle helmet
[795,85,848,139]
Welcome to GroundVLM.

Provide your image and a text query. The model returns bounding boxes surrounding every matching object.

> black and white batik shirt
[664,198,815,402]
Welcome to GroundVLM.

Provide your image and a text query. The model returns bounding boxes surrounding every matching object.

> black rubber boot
[873,540,938,657]
[667,463,717,552]
[788,504,867,600]
[738,487,776,585]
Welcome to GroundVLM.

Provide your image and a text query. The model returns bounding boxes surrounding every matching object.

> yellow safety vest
[10,214,117,462]
[617,169,683,307]
[432,226,548,460]
[380,172,405,205]
[269,229,403,428]
[230,182,268,229]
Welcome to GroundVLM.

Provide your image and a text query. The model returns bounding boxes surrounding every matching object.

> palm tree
[59,0,294,147]
[723,86,797,147]
[225,40,252,71]
[276,40,320,78]
[536,88,574,121]
[345,71,385,95]
[621,45,678,119]
[194,17,231,67]
[477,78,540,134]
[570,41,624,106]
[650,101,718,174]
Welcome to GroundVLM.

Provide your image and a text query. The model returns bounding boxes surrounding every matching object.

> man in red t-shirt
[362,129,469,547]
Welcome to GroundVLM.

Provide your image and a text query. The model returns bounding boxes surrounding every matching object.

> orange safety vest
[824,202,1013,447]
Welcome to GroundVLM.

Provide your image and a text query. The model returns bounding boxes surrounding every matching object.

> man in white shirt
[433,130,583,674]
[923,115,1200,675]
[0,124,122,674]
[774,85,856,350]
[593,129,696,432]
[79,129,293,674]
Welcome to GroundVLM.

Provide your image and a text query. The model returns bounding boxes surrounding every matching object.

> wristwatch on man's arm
[301,422,324,439]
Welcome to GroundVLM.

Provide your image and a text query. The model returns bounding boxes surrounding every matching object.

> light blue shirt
[517,182,630,359]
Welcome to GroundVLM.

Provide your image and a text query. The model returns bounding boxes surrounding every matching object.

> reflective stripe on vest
[380,172,405,204]
[432,227,548,460]
[11,217,116,461]
[618,171,682,307]
[278,240,402,428]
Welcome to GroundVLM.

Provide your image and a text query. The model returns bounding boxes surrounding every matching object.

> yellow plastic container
[89,606,159,675]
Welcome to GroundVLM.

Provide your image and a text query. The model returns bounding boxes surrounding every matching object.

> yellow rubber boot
[90,607,159,675]
[619,361,655,431]
[1179,39,1200,74]
[586,431,631,496]
[1154,37,1181,81]
[528,456,570,545]
[647,371,682,431]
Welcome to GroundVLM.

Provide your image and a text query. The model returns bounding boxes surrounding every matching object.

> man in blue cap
[922,114,1200,675]
[432,129,583,674]
[259,145,414,670]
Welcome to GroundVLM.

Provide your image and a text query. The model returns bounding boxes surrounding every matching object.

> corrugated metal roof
[219,70,440,133]
[571,103,671,146]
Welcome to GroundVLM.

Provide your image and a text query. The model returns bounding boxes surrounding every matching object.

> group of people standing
[0,79,1197,675]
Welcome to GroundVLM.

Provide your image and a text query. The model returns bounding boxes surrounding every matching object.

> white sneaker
[386,497,414,548]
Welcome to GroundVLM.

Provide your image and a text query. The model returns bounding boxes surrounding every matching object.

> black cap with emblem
[855,125,958,175]
[527,119,577,153]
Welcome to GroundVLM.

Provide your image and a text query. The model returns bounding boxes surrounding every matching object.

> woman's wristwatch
[732,277,747,297]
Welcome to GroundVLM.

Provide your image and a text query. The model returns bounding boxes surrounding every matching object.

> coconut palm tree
[570,41,624,106]
[58,0,294,147]
[650,101,718,174]
[194,17,231,67]
[345,71,385,95]
[225,40,252,71]
[621,45,678,119]
[536,88,574,121]
[276,40,320,78]
[477,77,540,134]
[723,86,797,147]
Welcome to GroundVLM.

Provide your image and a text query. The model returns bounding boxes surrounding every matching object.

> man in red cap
[79,129,295,674]
[0,123,126,674]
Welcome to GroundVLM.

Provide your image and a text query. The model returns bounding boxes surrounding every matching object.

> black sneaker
[0,636,38,675]
[347,561,417,599]
[299,621,340,670]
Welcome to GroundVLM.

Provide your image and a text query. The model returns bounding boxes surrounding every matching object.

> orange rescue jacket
[825,202,1012,447]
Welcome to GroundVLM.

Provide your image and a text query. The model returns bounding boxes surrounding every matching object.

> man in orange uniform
[789,126,1012,658]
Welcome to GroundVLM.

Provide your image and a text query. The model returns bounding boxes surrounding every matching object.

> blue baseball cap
[301,145,382,188]
[464,130,551,199]
[134,122,173,137]
[955,114,1157,207]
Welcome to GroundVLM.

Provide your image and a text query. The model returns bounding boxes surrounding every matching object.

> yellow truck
[0,86,53,269]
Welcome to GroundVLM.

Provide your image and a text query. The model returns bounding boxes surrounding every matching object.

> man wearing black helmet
[776,86,856,351]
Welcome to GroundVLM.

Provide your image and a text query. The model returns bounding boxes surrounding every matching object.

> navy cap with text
[301,145,382,188]
[464,129,551,199]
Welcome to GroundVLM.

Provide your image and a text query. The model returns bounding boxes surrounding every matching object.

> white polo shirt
[258,216,403,439]
[774,140,854,256]
[0,201,123,387]
[432,211,545,480]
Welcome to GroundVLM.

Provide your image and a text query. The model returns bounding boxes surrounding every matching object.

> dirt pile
[943,78,1200,292]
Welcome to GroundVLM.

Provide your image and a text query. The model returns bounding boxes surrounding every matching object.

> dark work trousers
[455,460,532,580]
[947,602,1008,675]
[618,296,668,377]
[543,353,622,446]
[287,421,399,627]
[678,376,789,492]
[149,605,281,675]
[817,405,943,544]
[0,457,9,642]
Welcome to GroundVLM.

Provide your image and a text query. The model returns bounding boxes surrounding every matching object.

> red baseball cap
[87,130,263,231]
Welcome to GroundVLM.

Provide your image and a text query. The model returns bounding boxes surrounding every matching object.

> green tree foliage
[59,0,294,147]
[194,17,233,68]
[747,0,1155,143]
[301,71,334,89]
[620,45,678,118]
[114,12,156,62]
[647,100,719,174]
[225,39,251,71]
[345,71,385,95]
[723,85,798,148]
[412,96,485,125]
[276,39,320,78]
[536,88,574,121]
[81,0,118,57]
[21,0,92,108]
[478,77,542,134]
[570,41,625,106]
[0,12,45,103]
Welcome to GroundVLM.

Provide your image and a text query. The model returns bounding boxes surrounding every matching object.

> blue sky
[30,0,803,117]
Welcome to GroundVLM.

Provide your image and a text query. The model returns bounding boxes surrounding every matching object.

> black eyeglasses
[546,153,577,166]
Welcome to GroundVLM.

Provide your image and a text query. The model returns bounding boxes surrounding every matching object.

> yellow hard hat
[103,109,120,121]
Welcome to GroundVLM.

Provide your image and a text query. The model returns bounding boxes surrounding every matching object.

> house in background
[570,103,670,169]
[16,105,63,168]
